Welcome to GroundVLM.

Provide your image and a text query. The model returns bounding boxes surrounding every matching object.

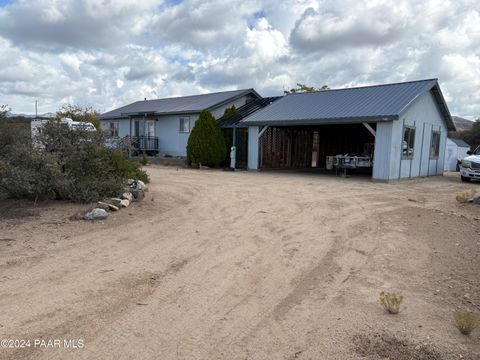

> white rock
[97,201,119,211]
[109,198,123,208]
[84,208,108,220]
[121,192,133,202]
[120,199,130,207]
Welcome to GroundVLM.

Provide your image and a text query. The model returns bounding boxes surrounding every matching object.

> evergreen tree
[187,110,226,167]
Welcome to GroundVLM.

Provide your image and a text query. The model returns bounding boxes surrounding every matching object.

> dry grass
[380,291,404,314]
[453,309,478,335]
[456,189,477,204]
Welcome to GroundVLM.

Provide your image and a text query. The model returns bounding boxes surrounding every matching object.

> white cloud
[0,0,478,119]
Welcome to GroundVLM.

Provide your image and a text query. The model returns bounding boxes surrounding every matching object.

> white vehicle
[31,118,96,137]
[460,145,480,182]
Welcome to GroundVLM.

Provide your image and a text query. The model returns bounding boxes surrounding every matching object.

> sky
[0,0,479,118]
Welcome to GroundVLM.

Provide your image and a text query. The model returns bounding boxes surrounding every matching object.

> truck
[460,145,480,182]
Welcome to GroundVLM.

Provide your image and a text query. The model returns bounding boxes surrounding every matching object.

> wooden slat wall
[259,124,374,169]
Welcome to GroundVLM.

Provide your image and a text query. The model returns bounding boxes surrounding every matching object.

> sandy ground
[0,166,479,360]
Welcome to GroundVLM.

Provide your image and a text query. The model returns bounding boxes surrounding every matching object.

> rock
[84,208,108,220]
[97,201,119,212]
[121,192,133,202]
[131,179,146,191]
[131,189,145,201]
[472,196,480,205]
[69,212,85,221]
[126,178,135,185]
[109,198,123,208]
[120,199,130,207]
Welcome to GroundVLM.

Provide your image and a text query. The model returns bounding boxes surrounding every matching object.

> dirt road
[1,167,479,359]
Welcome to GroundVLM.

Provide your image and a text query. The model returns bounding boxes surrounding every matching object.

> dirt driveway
[0,166,479,359]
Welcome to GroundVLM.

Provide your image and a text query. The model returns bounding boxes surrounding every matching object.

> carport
[241,79,455,181]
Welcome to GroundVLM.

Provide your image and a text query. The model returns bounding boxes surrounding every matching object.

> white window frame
[402,126,416,159]
[179,117,190,133]
[109,121,119,137]
[430,130,441,159]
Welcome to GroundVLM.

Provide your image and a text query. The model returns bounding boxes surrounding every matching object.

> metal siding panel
[373,121,393,180]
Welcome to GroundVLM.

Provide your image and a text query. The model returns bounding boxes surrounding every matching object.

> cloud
[0,0,478,119]
[0,0,159,50]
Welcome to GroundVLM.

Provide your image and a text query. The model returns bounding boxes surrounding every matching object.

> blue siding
[373,91,448,181]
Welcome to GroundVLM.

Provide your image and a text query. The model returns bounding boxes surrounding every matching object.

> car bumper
[460,166,480,179]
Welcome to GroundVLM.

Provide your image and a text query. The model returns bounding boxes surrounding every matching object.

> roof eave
[241,115,398,126]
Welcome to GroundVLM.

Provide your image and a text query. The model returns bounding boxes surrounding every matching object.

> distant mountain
[452,116,475,131]
[6,112,55,119]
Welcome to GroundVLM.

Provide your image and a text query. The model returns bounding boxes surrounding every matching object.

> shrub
[0,118,149,203]
[456,190,477,204]
[140,151,148,166]
[187,110,226,167]
[453,309,478,335]
[379,291,404,314]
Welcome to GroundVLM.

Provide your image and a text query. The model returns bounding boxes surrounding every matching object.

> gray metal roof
[99,89,260,119]
[448,138,470,148]
[241,79,455,131]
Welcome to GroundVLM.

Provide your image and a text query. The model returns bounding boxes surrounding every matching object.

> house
[98,89,260,156]
[241,79,455,181]
[444,138,470,171]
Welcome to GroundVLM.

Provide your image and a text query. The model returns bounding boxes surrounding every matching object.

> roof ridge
[140,88,254,102]
[285,78,438,96]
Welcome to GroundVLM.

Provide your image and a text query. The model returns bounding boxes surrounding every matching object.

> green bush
[187,110,226,167]
[0,116,149,203]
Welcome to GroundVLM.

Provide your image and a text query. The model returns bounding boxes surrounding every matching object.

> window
[108,121,119,137]
[430,131,441,159]
[402,126,415,159]
[179,117,190,133]
[146,120,155,137]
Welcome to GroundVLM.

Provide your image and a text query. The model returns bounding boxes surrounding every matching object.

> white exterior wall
[247,126,260,170]
[374,91,448,180]
[444,139,470,171]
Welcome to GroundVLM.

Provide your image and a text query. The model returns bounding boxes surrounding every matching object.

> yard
[0,166,479,359]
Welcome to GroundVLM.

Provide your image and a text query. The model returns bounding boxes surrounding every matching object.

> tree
[463,119,480,149]
[186,110,226,167]
[284,83,330,94]
[56,104,100,129]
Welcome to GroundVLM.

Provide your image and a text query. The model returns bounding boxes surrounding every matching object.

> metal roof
[217,97,281,128]
[448,138,470,148]
[241,79,455,131]
[99,89,260,119]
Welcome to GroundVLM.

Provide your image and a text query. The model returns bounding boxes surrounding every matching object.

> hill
[452,116,475,131]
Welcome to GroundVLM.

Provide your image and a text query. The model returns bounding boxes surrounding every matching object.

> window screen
[430,131,440,158]
[402,127,415,159]
[179,117,190,133]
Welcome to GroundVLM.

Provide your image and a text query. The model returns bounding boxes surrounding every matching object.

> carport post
[247,126,260,170]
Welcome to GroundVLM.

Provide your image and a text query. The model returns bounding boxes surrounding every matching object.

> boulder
[126,178,135,185]
[120,199,130,207]
[109,198,123,208]
[473,196,480,205]
[84,208,108,220]
[131,179,147,191]
[121,192,133,202]
[131,189,145,201]
[97,201,119,211]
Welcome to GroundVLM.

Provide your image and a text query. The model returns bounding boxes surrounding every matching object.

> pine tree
[187,110,226,167]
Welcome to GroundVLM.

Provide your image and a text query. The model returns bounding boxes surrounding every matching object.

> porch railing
[131,136,159,151]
